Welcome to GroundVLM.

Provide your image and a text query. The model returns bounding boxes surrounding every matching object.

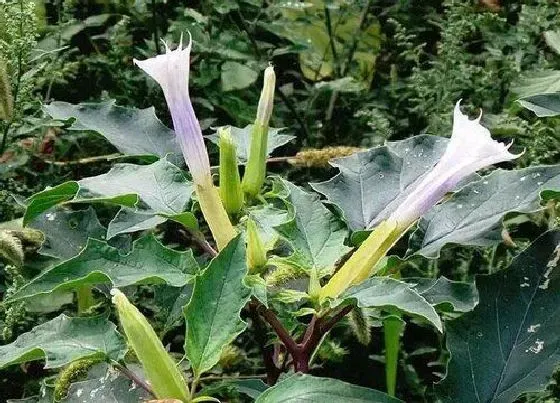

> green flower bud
[246,218,267,273]
[111,289,190,402]
[242,66,276,198]
[218,127,244,216]
[255,66,275,126]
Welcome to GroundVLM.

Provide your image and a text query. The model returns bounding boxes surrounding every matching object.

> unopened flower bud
[111,289,190,402]
[242,66,276,198]
[219,127,244,216]
[246,218,267,273]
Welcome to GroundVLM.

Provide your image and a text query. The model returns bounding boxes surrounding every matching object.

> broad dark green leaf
[255,374,401,402]
[227,378,269,399]
[246,204,290,248]
[29,207,106,259]
[24,159,193,237]
[25,182,80,224]
[44,100,181,160]
[343,277,443,332]
[312,136,449,231]
[513,70,560,99]
[544,31,560,55]
[221,61,259,91]
[436,230,560,403]
[154,284,193,336]
[0,314,125,369]
[7,234,198,302]
[184,235,250,377]
[406,277,478,313]
[514,70,560,116]
[410,165,560,257]
[518,93,560,117]
[276,180,351,275]
[208,125,295,163]
[65,363,148,403]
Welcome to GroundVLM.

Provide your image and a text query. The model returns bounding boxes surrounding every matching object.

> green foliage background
[1,0,560,401]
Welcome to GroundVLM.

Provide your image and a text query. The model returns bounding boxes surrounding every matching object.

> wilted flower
[388,101,521,229]
[320,102,521,300]
[134,36,236,250]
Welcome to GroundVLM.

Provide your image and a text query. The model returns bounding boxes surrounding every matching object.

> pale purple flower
[134,35,211,185]
[389,101,522,228]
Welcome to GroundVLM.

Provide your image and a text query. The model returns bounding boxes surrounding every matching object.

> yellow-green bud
[111,289,190,402]
[246,218,267,273]
[218,127,244,216]
[0,59,13,122]
[242,66,276,198]
[255,66,275,126]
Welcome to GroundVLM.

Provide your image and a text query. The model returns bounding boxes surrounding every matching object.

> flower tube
[134,36,236,250]
[320,102,521,300]
[387,101,521,230]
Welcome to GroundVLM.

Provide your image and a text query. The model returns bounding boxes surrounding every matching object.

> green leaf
[208,125,295,163]
[29,207,106,259]
[44,100,181,160]
[65,363,149,403]
[255,374,402,402]
[343,277,443,332]
[436,230,560,403]
[410,165,560,257]
[518,93,560,117]
[7,234,199,302]
[24,159,193,237]
[266,2,381,84]
[154,284,193,336]
[246,204,290,248]
[221,61,259,91]
[275,180,351,275]
[184,235,250,377]
[513,70,560,99]
[315,77,367,92]
[225,378,269,399]
[406,277,478,313]
[0,314,125,369]
[312,136,450,231]
[25,182,80,224]
[544,31,560,55]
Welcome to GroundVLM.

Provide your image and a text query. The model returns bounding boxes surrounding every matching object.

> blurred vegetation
[1,0,560,401]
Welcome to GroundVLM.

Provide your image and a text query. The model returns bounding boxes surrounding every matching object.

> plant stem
[113,362,155,398]
[253,298,354,375]
[151,0,160,54]
[76,286,95,315]
[248,302,281,385]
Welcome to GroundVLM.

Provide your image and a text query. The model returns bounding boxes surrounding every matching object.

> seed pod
[111,289,190,402]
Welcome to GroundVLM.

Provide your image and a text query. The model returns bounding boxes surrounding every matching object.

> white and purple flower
[134,35,211,185]
[389,101,522,229]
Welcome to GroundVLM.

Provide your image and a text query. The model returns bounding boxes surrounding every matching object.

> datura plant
[1,37,560,403]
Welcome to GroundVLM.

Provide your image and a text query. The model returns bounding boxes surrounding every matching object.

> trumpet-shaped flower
[134,36,210,185]
[388,101,521,230]
[320,102,521,300]
[134,37,236,250]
